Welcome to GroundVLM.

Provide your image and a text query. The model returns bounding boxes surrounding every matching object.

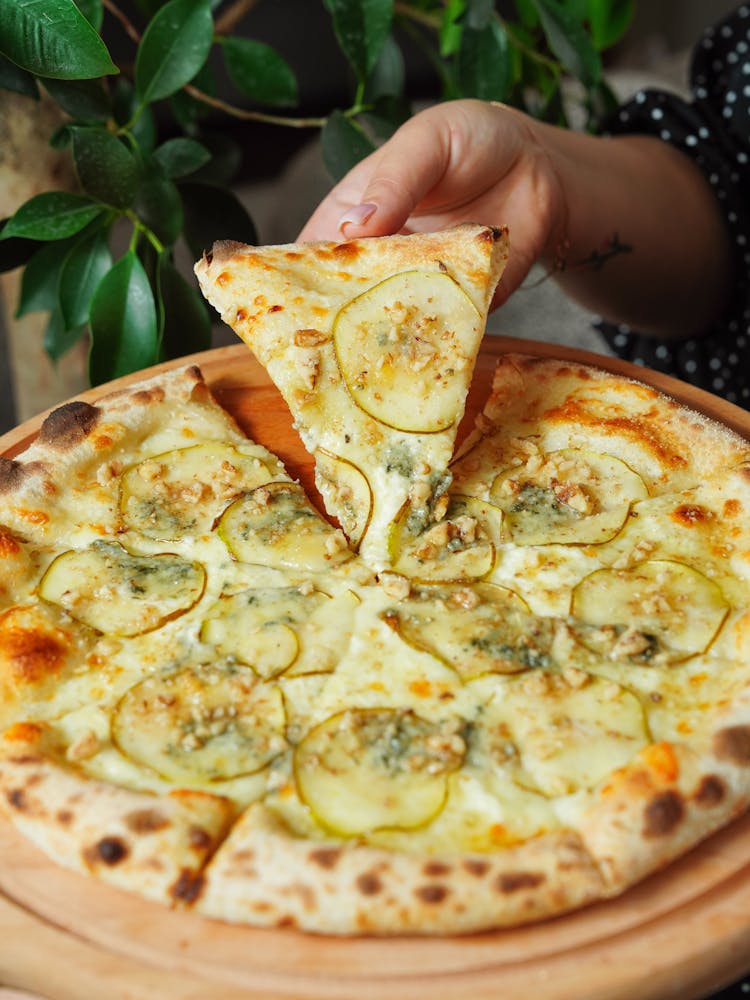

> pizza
[194,224,509,569]
[1,229,750,938]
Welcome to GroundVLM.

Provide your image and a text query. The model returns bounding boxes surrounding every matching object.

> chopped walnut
[66,729,101,762]
[562,666,591,689]
[432,494,450,522]
[450,587,481,610]
[379,572,411,599]
[408,481,432,505]
[293,328,329,347]
[324,529,349,558]
[611,628,656,659]
[137,460,163,482]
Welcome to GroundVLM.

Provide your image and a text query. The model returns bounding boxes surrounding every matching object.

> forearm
[537,124,733,338]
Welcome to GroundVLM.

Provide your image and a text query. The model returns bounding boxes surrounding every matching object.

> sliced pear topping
[39,541,205,636]
[201,585,355,679]
[382,583,556,680]
[112,665,287,783]
[389,495,502,581]
[472,672,648,797]
[294,708,465,835]
[333,270,481,432]
[490,448,648,546]
[314,449,372,548]
[571,559,729,664]
[119,442,278,540]
[217,481,352,571]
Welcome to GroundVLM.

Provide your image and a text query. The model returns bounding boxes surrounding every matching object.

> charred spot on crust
[309,846,342,870]
[6,788,27,811]
[188,826,212,851]
[331,241,361,261]
[171,869,205,904]
[463,859,490,878]
[714,725,750,765]
[56,808,73,826]
[415,884,448,904]
[423,861,452,877]
[0,458,47,495]
[88,836,129,866]
[693,774,726,808]
[356,871,383,896]
[643,790,685,837]
[124,809,170,835]
[38,401,100,449]
[496,871,545,894]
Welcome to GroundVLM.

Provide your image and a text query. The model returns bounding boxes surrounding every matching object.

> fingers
[298,104,457,242]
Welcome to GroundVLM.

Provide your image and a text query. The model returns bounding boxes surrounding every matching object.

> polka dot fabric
[597,4,750,408]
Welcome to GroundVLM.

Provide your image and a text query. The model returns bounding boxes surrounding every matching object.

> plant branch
[102,0,140,45]
[394,2,441,30]
[215,0,261,35]
[184,85,327,128]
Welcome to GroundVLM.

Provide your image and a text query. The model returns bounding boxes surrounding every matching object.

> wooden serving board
[2,339,750,1000]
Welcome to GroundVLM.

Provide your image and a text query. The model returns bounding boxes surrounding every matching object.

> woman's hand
[298,100,566,309]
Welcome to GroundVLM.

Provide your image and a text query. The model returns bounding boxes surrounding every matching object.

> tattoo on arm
[573,233,633,272]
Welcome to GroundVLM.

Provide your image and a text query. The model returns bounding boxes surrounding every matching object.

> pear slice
[382,583,556,681]
[217,481,352,571]
[490,448,648,546]
[119,442,280,540]
[294,708,465,835]
[314,449,373,548]
[200,585,355,679]
[333,270,481,433]
[112,665,287,783]
[389,495,503,582]
[570,559,729,664]
[39,540,205,636]
[471,672,648,797]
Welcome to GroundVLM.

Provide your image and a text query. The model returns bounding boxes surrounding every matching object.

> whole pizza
[1,224,750,936]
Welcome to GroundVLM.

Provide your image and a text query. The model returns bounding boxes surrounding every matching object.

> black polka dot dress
[597,4,750,409]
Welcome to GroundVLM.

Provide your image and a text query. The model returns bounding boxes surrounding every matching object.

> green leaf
[439,0,465,57]
[180,182,257,259]
[152,138,211,178]
[359,95,411,142]
[514,0,539,28]
[112,78,157,152]
[0,0,117,79]
[89,252,159,384]
[465,0,494,29]
[457,22,512,101]
[16,238,77,316]
[59,229,112,328]
[43,77,110,121]
[586,0,634,50]
[157,255,211,360]
[44,307,85,362]
[73,0,103,31]
[169,61,215,132]
[0,53,39,98]
[1,192,104,241]
[530,0,601,87]
[0,226,42,273]
[184,132,242,184]
[221,37,298,107]
[324,0,394,83]
[321,111,376,182]
[134,171,183,246]
[364,35,404,101]
[135,0,213,104]
[72,128,139,208]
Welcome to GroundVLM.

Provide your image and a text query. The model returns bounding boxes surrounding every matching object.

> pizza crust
[196,803,604,935]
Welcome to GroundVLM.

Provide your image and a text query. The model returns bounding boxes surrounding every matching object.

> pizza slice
[194,224,509,570]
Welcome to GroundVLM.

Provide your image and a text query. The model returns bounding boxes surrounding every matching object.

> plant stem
[102,0,140,45]
[184,85,328,128]
[215,0,261,35]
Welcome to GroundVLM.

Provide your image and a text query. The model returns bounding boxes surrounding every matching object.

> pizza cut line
[0,230,750,935]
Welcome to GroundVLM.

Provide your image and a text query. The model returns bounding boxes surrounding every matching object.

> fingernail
[337,203,377,233]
